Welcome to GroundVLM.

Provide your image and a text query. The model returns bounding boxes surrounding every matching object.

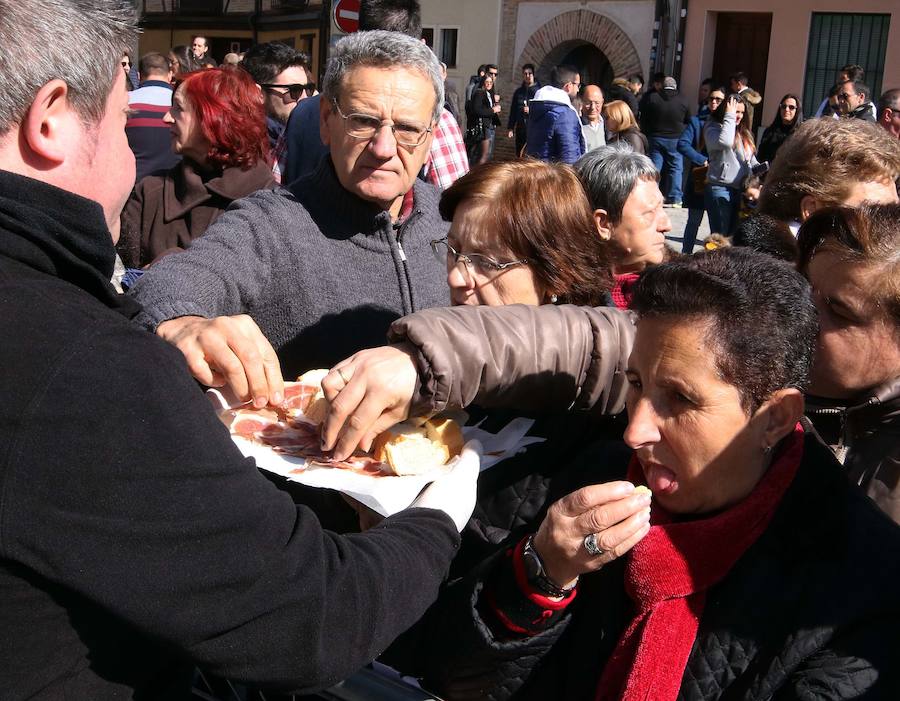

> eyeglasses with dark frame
[261,83,316,101]
[331,99,433,147]
[430,237,530,275]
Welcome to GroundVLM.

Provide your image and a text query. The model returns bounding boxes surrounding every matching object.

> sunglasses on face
[121,60,130,68]
[780,104,797,110]
[261,83,315,100]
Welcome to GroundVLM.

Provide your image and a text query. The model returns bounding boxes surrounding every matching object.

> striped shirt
[126,80,180,184]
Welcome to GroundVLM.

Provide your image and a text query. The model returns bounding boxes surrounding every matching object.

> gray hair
[0,0,139,136]
[322,30,444,123]
[575,142,659,223]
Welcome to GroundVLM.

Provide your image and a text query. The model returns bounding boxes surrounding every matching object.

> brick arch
[516,10,642,83]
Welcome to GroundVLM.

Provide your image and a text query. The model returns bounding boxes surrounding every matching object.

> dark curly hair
[631,247,818,412]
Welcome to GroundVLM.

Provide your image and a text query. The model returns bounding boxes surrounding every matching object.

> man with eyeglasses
[241,41,314,182]
[839,79,876,123]
[580,84,606,153]
[131,30,454,405]
[525,64,585,164]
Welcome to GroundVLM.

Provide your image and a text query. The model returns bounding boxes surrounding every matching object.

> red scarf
[611,272,639,310]
[595,425,805,701]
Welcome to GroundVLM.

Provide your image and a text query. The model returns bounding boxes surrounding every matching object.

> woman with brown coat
[119,67,275,269]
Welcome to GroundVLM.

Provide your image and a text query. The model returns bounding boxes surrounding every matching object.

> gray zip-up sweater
[703,112,758,188]
[131,157,451,377]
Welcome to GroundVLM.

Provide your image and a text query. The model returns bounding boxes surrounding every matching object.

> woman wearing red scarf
[379,248,900,700]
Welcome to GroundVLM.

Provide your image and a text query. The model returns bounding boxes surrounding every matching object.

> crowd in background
[3,1,900,700]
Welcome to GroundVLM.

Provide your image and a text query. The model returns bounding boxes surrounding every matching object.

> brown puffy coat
[119,159,275,268]
[389,304,900,524]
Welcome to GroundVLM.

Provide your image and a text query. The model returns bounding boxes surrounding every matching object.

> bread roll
[372,417,463,476]
[296,368,330,424]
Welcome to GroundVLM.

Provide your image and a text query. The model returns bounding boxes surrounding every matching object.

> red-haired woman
[119,67,275,269]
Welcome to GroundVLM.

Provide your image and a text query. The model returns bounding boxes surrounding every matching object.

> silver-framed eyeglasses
[331,100,433,147]
[430,237,530,275]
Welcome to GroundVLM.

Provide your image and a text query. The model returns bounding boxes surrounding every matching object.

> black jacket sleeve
[2,322,459,692]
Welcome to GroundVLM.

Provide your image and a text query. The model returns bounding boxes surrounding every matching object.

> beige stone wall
[681,0,900,132]
[420,0,502,103]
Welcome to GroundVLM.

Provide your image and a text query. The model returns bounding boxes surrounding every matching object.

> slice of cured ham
[218,401,391,475]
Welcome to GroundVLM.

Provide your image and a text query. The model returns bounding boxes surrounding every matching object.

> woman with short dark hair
[119,67,275,269]
[367,249,900,700]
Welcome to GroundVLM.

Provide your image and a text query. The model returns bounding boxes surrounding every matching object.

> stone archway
[516,10,643,89]
[539,40,614,91]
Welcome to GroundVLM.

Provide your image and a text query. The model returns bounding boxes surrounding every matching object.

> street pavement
[664,204,710,254]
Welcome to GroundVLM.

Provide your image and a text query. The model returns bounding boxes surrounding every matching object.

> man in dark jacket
[0,3,477,698]
[640,76,690,206]
[525,64,584,164]
[839,79,877,122]
[507,63,540,156]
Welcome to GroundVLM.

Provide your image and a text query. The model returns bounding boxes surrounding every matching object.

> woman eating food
[425,159,614,568]
[372,248,900,700]
[119,67,275,269]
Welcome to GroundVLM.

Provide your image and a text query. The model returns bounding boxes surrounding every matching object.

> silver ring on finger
[336,367,349,386]
[583,532,605,557]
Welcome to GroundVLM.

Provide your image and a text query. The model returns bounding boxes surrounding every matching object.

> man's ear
[319,96,332,145]
[756,388,804,449]
[20,79,78,167]
[799,195,820,222]
[593,208,612,240]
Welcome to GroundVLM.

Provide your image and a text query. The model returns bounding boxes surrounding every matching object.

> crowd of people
[3,0,900,700]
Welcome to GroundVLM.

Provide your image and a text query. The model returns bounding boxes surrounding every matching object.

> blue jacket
[283,94,329,185]
[677,115,708,167]
[525,97,585,164]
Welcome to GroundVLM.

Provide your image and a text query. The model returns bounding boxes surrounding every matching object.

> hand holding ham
[533,482,652,588]
[157,314,284,408]
[321,345,419,460]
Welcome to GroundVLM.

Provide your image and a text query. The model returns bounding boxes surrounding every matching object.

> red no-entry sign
[333,0,360,34]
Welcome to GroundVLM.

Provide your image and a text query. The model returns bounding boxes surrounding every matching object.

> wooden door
[712,12,772,131]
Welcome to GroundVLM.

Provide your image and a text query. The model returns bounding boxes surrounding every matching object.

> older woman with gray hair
[575,143,673,307]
